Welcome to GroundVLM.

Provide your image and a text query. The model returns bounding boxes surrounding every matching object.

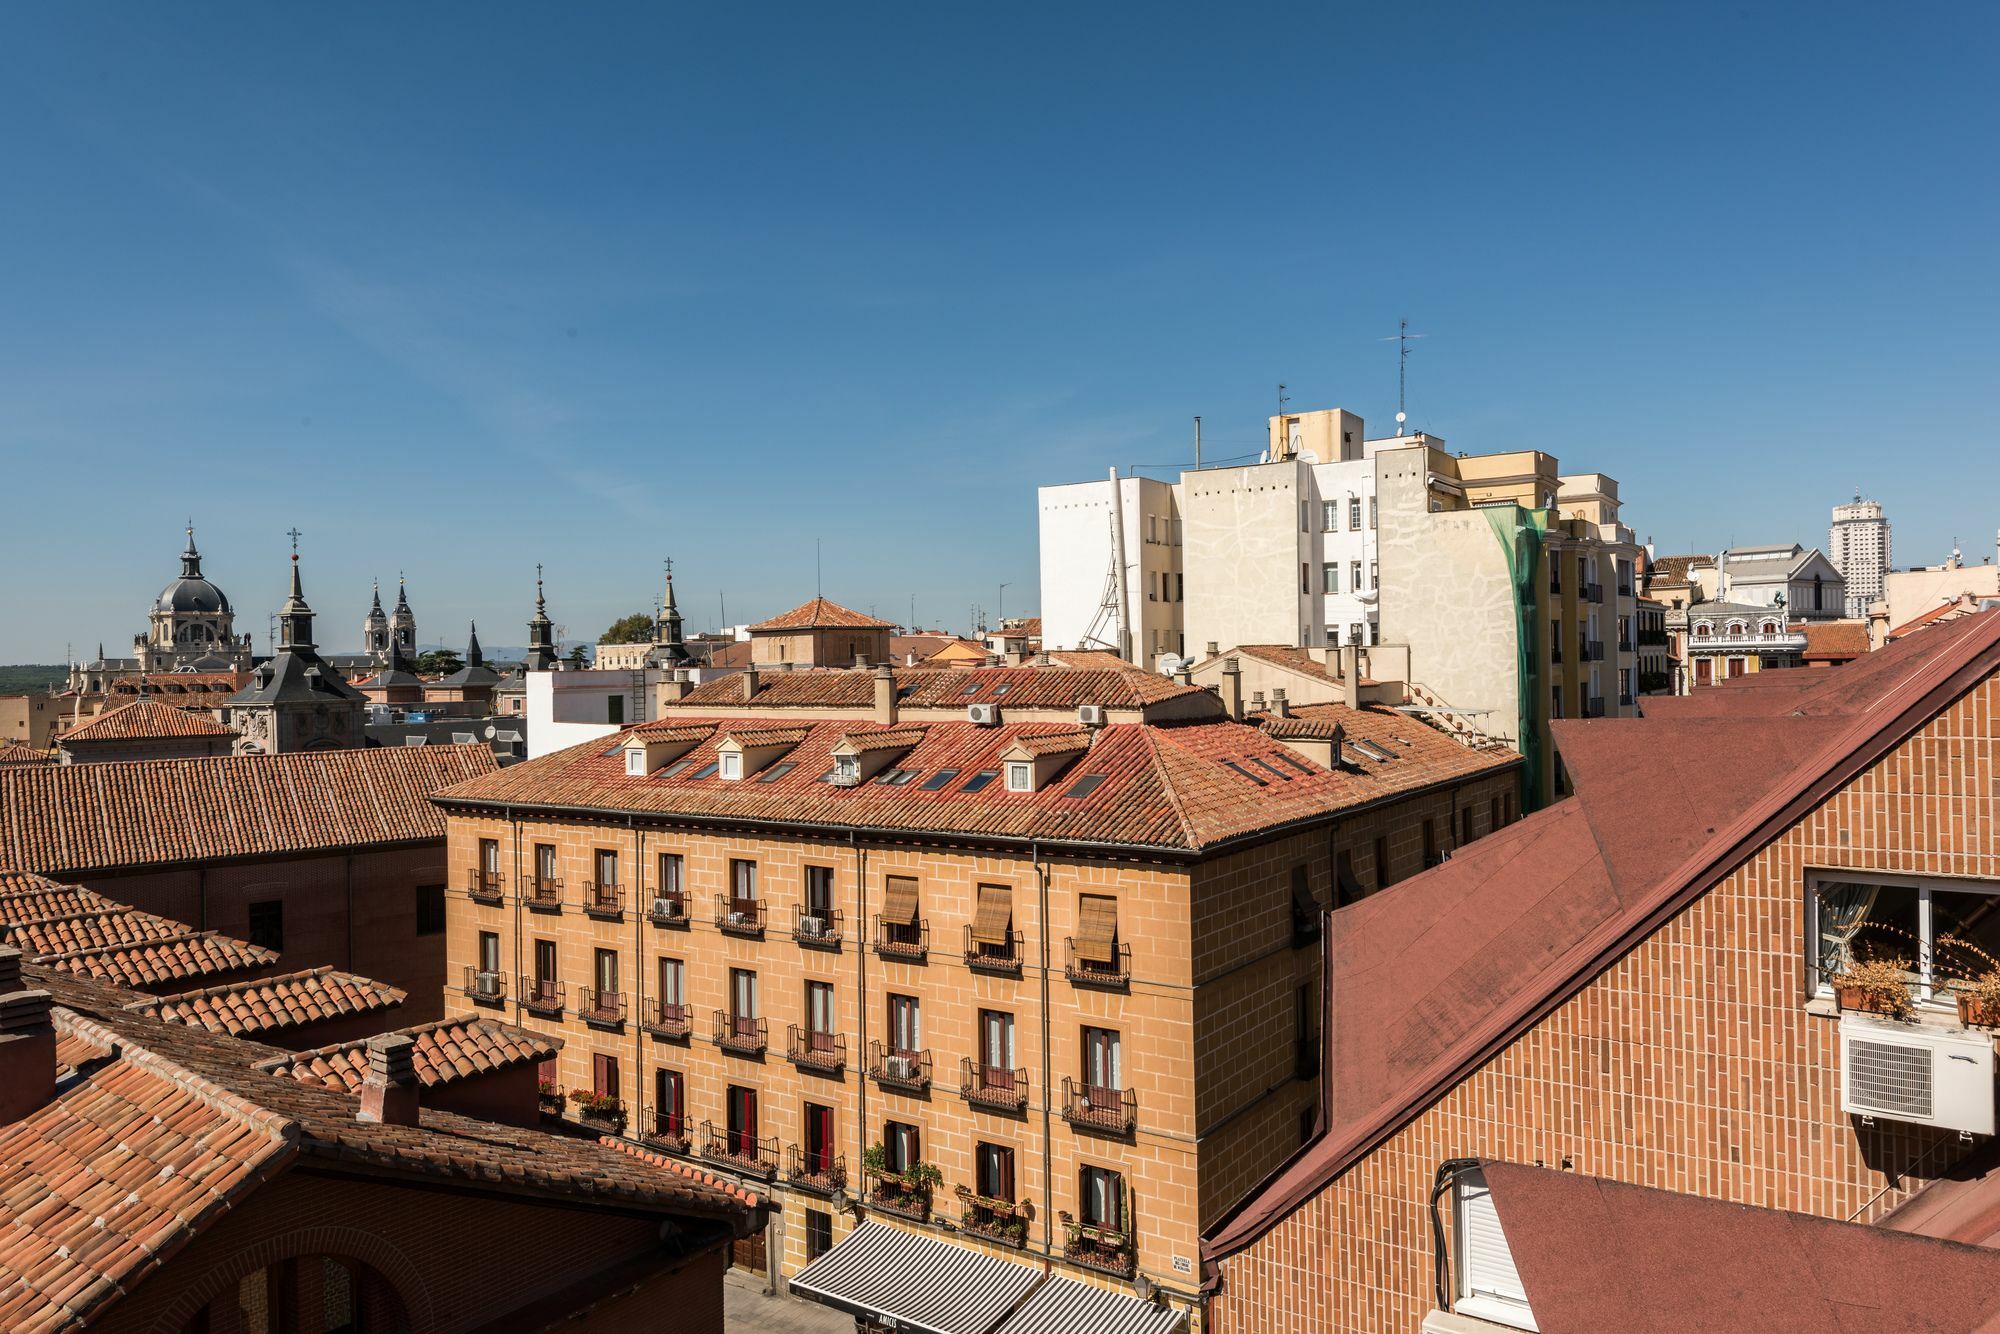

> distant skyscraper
[1829,495,1891,618]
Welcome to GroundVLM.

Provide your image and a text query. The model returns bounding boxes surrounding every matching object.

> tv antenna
[1378,319,1427,434]
[1277,383,1289,417]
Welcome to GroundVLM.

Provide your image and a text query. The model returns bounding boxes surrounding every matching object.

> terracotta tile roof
[674,664,1205,713]
[59,698,237,744]
[441,711,1516,855]
[1204,608,2000,1264]
[1881,1137,2000,1248]
[1642,553,1704,586]
[1479,1160,2000,1332]
[1890,595,1989,642]
[0,742,49,767]
[108,672,247,698]
[718,725,815,749]
[1220,644,1344,683]
[36,931,279,989]
[1254,702,1516,778]
[128,965,406,1038]
[0,970,763,1330]
[1043,650,1141,671]
[256,1015,560,1093]
[836,727,927,755]
[1007,729,1092,758]
[748,596,894,631]
[4,903,190,958]
[0,744,497,876]
[1799,618,1870,661]
[0,871,113,919]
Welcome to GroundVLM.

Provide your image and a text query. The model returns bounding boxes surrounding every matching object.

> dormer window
[625,749,647,777]
[833,756,861,784]
[720,751,742,781]
[1006,762,1032,792]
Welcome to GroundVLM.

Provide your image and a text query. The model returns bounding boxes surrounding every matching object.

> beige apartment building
[432,663,1516,1331]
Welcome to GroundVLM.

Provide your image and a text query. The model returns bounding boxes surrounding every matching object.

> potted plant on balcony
[955,1184,1029,1246]
[568,1088,626,1131]
[538,1079,564,1115]
[1831,956,1916,1020]
[863,1144,940,1216]
[1936,935,2000,1028]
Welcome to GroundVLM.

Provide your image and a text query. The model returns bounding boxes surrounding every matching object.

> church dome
[155,528,231,615]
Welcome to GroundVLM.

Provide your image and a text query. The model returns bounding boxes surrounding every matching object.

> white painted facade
[1829,498,1892,618]
[524,668,656,759]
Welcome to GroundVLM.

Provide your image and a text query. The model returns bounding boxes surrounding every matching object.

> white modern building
[1828,496,1892,618]
[1693,544,1847,620]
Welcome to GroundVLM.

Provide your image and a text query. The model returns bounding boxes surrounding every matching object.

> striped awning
[788,1220,1040,1334]
[993,1277,1186,1334]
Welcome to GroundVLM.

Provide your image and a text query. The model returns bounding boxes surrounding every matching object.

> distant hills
[0,666,67,695]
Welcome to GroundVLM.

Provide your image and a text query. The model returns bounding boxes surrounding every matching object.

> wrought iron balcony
[520,976,564,1017]
[793,906,843,950]
[578,988,626,1028]
[1583,696,1607,719]
[642,1108,691,1155]
[700,1122,778,1180]
[572,1094,625,1134]
[462,965,507,1006]
[1064,939,1132,990]
[464,869,503,905]
[524,878,563,913]
[1584,639,1605,662]
[582,881,624,920]
[964,926,1024,976]
[868,1041,932,1093]
[956,1186,1029,1247]
[865,1168,932,1223]
[642,999,691,1040]
[646,889,690,928]
[1060,1077,1137,1135]
[1060,1214,1135,1278]
[715,895,767,939]
[787,1144,847,1195]
[787,1024,847,1075]
[711,1010,768,1056]
[1585,583,1605,605]
[873,916,930,963]
[960,1059,1029,1113]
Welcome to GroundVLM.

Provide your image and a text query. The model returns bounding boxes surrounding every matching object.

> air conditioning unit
[473,970,501,998]
[730,910,753,927]
[967,703,1001,726]
[1840,1014,1995,1134]
[651,897,677,918]
[800,915,825,938]
[886,1055,915,1081]
[1077,704,1107,727]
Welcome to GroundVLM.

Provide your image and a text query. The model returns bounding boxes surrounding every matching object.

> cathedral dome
[155,528,232,615]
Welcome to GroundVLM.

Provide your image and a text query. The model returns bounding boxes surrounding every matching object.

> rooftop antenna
[815,538,822,597]
[1378,318,1427,435]
[1194,415,1202,470]
[1277,383,1289,417]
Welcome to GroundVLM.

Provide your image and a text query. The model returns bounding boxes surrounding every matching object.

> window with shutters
[883,1119,919,1173]
[968,883,1017,965]
[804,864,834,916]
[879,875,923,952]
[1080,1164,1124,1230]
[976,1143,1016,1202]
[731,859,757,907]
[978,1010,1017,1090]
[477,931,499,974]
[1083,1026,1122,1091]
[654,1068,685,1141]
[887,994,921,1053]
[1069,894,1126,984]
[1452,1168,1535,1328]
[592,1052,619,1100]
[727,1085,758,1156]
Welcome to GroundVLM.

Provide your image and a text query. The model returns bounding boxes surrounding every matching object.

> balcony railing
[646,889,690,928]
[1585,584,1604,605]
[956,1186,1029,1247]
[573,1095,626,1134]
[1061,1215,1136,1279]
[960,1059,1029,1113]
[642,999,691,1040]
[711,1010,768,1056]
[1583,697,1607,719]
[787,1144,848,1195]
[1617,582,1635,597]
[866,1168,932,1223]
[1688,629,1809,650]
[642,1108,691,1155]
[578,988,626,1028]
[582,881,624,920]
[462,965,507,1006]
[715,896,767,939]
[964,926,1024,975]
[868,1041,932,1093]
[1064,939,1132,990]
[1584,639,1605,662]
[700,1122,778,1180]
[787,1024,847,1075]
[520,977,564,1017]
[793,906,843,950]
[873,916,930,963]
[1549,644,1564,664]
[524,878,563,913]
[1617,637,1634,653]
[1061,1077,1137,1135]
[465,869,503,905]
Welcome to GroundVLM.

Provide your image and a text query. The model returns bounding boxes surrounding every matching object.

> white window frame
[1807,870,2000,1008]
[1006,762,1032,793]
[1453,1168,1537,1330]
[719,751,743,781]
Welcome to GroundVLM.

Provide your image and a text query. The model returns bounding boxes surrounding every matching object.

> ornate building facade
[223,546,367,755]
[67,528,256,692]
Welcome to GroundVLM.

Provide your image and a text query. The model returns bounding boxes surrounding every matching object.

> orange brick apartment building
[1202,610,2000,1331]
[431,662,1517,1329]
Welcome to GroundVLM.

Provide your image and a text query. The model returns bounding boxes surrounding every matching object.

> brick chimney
[1222,657,1243,720]
[873,664,898,725]
[0,946,55,1124]
[357,1033,420,1126]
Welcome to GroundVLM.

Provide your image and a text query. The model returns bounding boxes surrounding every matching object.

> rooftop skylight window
[992,683,1010,696]
[690,762,720,780]
[919,768,961,791]
[962,682,983,697]
[757,761,796,784]
[1351,740,1395,763]
[1222,760,1269,787]
[960,770,999,793]
[602,743,627,758]
[660,757,697,778]
[1251,757,1294,782]
[874,768,919,786]
[1272,752,1318,776]
[1063,773,1107,799]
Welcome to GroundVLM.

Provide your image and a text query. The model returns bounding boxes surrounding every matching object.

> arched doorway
[177,1254,413,1334]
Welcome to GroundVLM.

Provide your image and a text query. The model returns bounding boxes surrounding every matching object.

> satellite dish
[483,724,497,740]
[1157,653,1188,676]
[1395,411,1407,424]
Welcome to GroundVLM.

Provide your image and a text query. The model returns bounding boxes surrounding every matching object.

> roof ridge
[53,1007,303,1147]
[1135,726,1204,849]
[125,963,406,1015]
[36,928,274,965]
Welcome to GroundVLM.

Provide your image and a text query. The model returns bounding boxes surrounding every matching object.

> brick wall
[88,1167,730,1334]
[1209,676,2000,1331]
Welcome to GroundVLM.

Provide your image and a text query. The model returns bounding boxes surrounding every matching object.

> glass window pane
[1814,880,1919,983]
[1932,887,2000,985]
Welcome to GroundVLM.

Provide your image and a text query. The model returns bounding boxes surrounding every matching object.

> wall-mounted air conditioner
[1841,1014,1995,1134]
[800,916,825,938]
[967,703,1001,726]
[474,971,501,998]
[651,897,677,918]
[886,1056,915,1081]
[1077,705,1107,727]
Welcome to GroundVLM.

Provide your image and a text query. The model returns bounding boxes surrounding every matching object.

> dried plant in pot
[1951,972,2000,1029]
[1832,956,1916,1020]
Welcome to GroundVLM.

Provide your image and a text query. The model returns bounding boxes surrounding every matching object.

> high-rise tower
[1829,495,1891,618]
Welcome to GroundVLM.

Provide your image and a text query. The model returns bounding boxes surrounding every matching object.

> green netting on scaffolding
[1483,505,1549,808]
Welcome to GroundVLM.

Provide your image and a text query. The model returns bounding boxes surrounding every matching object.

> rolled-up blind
[971,884,1013,945]
[1074,894,1118,963]
[882,876,920,926]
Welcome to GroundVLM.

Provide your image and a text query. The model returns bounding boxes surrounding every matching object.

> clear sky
[2,3,1995,662]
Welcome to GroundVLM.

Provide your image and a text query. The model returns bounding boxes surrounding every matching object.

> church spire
[278,529,315,650]
[524,564,558,671]
[465,621,484,668]
[181,523,203,579]
[657,557,690,666]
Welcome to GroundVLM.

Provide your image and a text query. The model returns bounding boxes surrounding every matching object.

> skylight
[757,761,796,784]
[1063,773,1107,799]
[919,768,961,791]
[1222,760,1268,787]
[1351,740,1395,763]
[601,743,627,758]
[1272,752,1318,776]
[1251,757,1294,782]
[660,757,697,778]
[875,768,919,786]
[960,770,999,793]
[690,762,720,780]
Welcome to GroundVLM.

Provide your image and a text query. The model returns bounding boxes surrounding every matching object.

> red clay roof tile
[128,966,406,1038]
[747,596,894,631]
[59,699,237,744]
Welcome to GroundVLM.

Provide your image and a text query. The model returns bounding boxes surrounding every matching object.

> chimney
[0,947,56,1124]
[1222,656,1244,720]
[1035,650,1053,667]
[1250,689,1267,715]
[660,668,691,703]
[357,1033,420,1126]
[741,666,759,698]
[873,664,898,725]
[1205,641,1219,658]
[855,652,869,669]
[1340,645,1361,710]
[1174,666,1193,686]
[1324,645,1340,675]
[1271,687,1290,718]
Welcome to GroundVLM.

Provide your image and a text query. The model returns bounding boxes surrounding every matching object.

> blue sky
[2,3,1995,661]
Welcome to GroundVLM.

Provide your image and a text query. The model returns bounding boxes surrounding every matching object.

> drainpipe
[632,813,643,1146]
[508,805,522,1040]
[853,830,869,1209]
[1035,841,1053,1259]
[345,854,355,971]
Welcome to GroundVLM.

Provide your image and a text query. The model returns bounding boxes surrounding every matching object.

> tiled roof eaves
[1201,609,2000,1267]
